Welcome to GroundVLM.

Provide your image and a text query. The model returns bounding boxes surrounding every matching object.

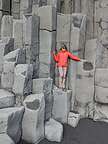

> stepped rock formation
[0,0,107,143]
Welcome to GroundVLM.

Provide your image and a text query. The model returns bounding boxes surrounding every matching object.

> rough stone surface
[85,39,97,63]
[33,78,53,120]
[94,103,108,123]
[13,20,23,49]
[23,15,40,78]
[57,13,71,42]
[96,40,108,68]
[74,61,95,118]
[4,48,26,64]
[0,134,15,144]
[95,69,108,104]
[1,61,15,90]
[45,118,63,142]
[12,64,33,96]
[0,107,24,143]
[0,38,14,73]
[68,112,81,128]
[39,30,56,78]
[0,89,15,108]
[20,0,33,18]
[52,87,72,123]
[1,15,13,38]
[22,93,45,144]
[12,0,20,19]
[0,0,11,12]
[36,5,57,31]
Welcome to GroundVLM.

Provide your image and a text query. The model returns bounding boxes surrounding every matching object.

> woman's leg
[58,67,63,88]
[62,67,67,89]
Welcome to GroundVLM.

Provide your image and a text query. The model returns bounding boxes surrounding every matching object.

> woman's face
[61,48,66,52]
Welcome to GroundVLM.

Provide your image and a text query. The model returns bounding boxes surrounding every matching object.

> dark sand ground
[21,118,108,144]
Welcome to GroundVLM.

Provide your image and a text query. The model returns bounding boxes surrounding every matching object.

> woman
[52,45,81,90]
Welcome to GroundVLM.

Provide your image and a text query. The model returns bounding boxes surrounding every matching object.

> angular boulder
[33,78,53,120]
[0,134,15,144]
[0,107,24,143]
[45,118,63,142]
[12,64,33,96]
[0,89,15,108]
[52,87,72,123]
[22,93,45,144]
[68,112,81,128]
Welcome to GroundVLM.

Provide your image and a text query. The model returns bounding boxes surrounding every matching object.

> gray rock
[95,68,108,104]
[57,13,71,42]
[85,39,97,63]
[23,15,40,78]
[11,0,20,19]
[96,40,108,68]
[45,118,63,142]
[95,68,108,87]
[68,112,81,127]
[0,38,14,73]
[0,89,15,108]
[0,134,15,144]
[4,48,26,64]
[1,15,13,38]
[1,61,15,90]
[94,103,108,123]
[37,6,57,31]
[22,93,45,144]
[0,107,24,143]
[13,20,23,49]
[52,87,72,123]
[12,64,33,96]
[20,0,33,17]
[39,30,56,78]
[33,78,53,120]
[73,61,95,118]
[0,0,11,12]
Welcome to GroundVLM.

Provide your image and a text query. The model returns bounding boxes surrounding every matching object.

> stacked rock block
[73,61,95,118]
[12,0,20,19]
[34,6,57,78]
[23,15,40,79]
[93,0,108,122]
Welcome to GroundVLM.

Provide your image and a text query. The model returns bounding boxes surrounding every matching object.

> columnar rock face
[13,19,23,49]
[0,134,15,144]
[45,118,63,142]
[94,103,108,123]
[0,0,11,14]
[12,64,33,96]
[33,78,53,120]
[12,0,20,19]
[0,107,24,143]
[73,61,95,118]
[81,0,94,39]
[34,6,57,78]
[39,30,56,78]
[52,87,72,123]
[95,69,108,104]
[1,61,15,90]
[22,93,45,144]
[85,39,97,64]
[20,0,33,18]
[23,15,40,78]
[0,89,15,108]
[1,15,13,38]
[0,38,14,73]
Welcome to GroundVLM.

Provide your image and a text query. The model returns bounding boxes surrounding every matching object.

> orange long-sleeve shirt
[52,50,80,67]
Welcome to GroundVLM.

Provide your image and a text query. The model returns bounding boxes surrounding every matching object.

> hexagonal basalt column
[22,93,45,144]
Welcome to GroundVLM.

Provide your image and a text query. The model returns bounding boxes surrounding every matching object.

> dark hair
[60,44,67,51]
